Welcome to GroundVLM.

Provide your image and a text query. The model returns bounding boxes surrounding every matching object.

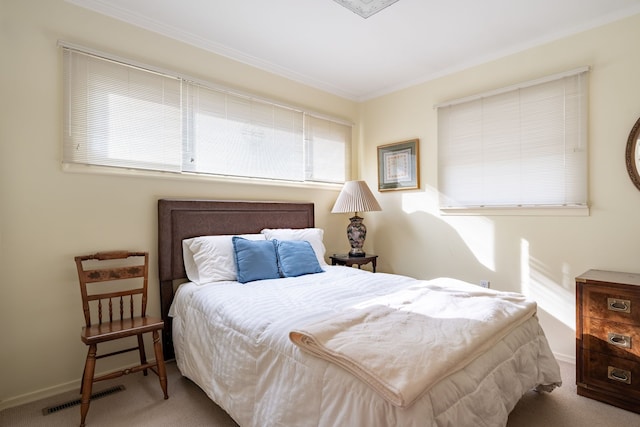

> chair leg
[80,344,97,427]
[152,330,169,399]
[137,334,148,376]
[79,364,86,396]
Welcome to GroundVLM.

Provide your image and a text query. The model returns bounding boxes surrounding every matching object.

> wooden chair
[75,251,168,427]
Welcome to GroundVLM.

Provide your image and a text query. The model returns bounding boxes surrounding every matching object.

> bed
[158,199,562,427]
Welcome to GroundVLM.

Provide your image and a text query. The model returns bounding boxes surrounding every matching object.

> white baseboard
[0,379,79,412]
[553,351,576,365]
[0,360,158,412]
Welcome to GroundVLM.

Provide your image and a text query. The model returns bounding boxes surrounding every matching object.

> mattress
[169,266,561,427]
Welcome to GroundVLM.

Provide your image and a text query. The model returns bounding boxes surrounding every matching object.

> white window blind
[63,48,183,172]
[183,83,305,181]
[305,115,350,183]
[437,68,588,210]
[62,44,350,184]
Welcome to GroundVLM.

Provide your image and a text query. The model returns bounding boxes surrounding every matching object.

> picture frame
[377,139,420,191]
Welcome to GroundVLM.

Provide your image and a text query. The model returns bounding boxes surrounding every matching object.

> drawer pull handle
[608,298,631,313]
[608,366,632,384]
[608,332,632,348]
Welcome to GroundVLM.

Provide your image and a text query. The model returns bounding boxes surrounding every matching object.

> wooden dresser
[576,269,640,413]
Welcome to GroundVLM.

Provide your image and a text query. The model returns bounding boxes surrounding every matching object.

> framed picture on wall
[377,139,420,191]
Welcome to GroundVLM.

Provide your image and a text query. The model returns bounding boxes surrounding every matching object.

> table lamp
[331,180,381,257]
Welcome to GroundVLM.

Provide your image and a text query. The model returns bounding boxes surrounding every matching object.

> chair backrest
[75,251,149,327]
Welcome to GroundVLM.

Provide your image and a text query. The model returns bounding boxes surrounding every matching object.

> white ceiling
[68,0,640,101]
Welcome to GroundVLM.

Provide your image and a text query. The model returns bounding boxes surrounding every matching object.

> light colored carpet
[1,360,639,426]
[0,362,238,427]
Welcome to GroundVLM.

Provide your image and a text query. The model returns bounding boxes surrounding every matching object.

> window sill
[61,163,342,191]
[440,205,590,217]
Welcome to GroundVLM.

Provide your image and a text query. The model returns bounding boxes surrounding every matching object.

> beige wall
[361,13,640,362]
[0,0,356,408]
[3,0,640,410]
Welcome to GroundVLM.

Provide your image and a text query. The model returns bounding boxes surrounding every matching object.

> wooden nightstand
[330,254,378,273]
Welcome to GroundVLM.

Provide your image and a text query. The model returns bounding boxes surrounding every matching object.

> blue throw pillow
[275,239,324,278]
[232,237,280,283]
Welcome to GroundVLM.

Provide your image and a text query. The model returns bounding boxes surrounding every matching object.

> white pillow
[183,234,266,284]
[261,228,328,266]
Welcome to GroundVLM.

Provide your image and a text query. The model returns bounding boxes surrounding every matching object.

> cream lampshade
[331,180,382,257]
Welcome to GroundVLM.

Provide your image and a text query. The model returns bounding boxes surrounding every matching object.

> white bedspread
[170,266,561,427]
[290,282,537,408]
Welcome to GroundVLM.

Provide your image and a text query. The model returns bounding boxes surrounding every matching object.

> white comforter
[170,266,561,427]
[290,282,538,408]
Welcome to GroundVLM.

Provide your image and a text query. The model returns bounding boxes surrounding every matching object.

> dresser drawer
[583,317,640,359]
[581,349,640,398]
[582,284,640,324]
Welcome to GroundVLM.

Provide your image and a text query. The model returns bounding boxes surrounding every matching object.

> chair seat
[81,316,164,344]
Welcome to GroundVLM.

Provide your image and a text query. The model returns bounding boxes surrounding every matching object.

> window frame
[436,67,590,216]
[60,42,352,186]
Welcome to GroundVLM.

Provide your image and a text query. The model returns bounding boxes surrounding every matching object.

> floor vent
[42,385,126,415]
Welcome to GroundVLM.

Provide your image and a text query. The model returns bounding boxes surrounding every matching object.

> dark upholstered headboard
[157,199,315,360]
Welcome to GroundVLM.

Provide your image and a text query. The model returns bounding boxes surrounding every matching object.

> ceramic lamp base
[347,215,367,257]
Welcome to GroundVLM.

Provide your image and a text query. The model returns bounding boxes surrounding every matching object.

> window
[437,67,588,212]
[305,115,351,183]
[62,45,350,184]
[183,83,305,181]
[63,49,183,172]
